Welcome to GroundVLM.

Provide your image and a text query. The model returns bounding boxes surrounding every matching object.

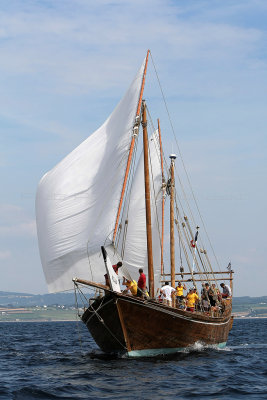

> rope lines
[149,51,222,274]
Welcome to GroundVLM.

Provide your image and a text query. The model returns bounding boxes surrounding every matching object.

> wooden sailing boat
[36,50,234,357]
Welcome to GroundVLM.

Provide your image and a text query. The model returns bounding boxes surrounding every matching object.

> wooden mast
[142,101,154,297]
[170,154,176,288]
[113,50,150,243]
[157,119,165,275]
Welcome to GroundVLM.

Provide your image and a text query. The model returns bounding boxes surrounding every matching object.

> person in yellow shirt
[122,277,138,296]
[176,281,187,307]
[186,288,199,312]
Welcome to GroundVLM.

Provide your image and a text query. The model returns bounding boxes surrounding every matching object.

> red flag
[190,231,198,248]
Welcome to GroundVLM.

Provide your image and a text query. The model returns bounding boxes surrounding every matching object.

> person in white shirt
[160,281,176,307]
[220,283,232,298]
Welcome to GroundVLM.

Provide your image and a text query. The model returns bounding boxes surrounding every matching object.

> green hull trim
[217,341,227,349]
[127,342,227,357]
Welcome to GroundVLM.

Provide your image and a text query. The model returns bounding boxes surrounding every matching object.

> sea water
[0,318,266,399]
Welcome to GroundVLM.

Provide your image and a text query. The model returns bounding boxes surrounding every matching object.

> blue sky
[0,0,266,296]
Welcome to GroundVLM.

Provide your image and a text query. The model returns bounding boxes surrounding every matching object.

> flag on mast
[191,229,199,272]
[191,230,199,248]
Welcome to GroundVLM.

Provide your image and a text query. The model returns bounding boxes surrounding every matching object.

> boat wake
[88,341,232,360]
[227,343,267,350]
[176,341,231,354]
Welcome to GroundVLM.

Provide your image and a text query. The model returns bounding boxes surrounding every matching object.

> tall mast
[170,154,176,288]
[113,50,150,243]
[157,119,165,275]
[142,100,154,297]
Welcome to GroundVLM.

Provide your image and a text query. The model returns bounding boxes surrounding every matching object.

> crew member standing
[176,281,187,306]
[186,288,199,312]
[137,268,148,298]
[160,281,175,307]
[138,268,146,290]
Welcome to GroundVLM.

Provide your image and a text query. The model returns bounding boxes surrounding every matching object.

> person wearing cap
[104,261,123,287]
[186,288,199,312]
[160,281,176,307]
[175,281,187,307]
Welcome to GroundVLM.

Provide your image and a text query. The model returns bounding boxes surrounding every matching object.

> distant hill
[232,296,267,316]
[0,291,266,312]
[233,296,267,305]
[0,291,78,307]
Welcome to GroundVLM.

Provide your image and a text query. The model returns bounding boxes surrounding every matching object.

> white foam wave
[181,341,232,353]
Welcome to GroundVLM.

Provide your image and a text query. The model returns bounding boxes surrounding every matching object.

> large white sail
[116,130,163,288]
[36,59,146,293]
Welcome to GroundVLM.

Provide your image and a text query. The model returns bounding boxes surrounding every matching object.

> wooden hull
[82,292,233,357]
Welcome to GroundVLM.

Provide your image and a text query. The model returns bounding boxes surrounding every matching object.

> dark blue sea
[0,319,266,399]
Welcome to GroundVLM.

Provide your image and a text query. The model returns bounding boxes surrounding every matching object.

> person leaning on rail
[220,283,232,298]
[122,277,138,296]
[104,261,122,287]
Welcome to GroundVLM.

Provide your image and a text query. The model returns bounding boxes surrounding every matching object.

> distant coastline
[0,315,267,323]
[1,291,267,322]
[0,319,77,323]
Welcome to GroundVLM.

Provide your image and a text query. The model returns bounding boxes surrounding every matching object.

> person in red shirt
[104,261,122,286]
[138,268,146,289]
[112,261,122,274]
[137,268,147,297]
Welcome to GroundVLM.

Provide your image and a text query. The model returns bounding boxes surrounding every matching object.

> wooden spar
[163,271,234,276]
[161,278,233,283]
[73,278,110,291]
[112,50,150,243]
[136,50,150,117]
[230,269,233,294]
[157,119,165,275]
[142,101,154,298]
[170,155,176,288]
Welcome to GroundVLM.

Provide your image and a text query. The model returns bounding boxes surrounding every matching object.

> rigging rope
[84,296,127,350]
[149,51,222,272]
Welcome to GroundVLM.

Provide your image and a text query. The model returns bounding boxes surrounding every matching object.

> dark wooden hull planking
[82,292,233,357]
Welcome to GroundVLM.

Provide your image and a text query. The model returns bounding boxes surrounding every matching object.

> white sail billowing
[36,59,146,292]
[116,130,163,288]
